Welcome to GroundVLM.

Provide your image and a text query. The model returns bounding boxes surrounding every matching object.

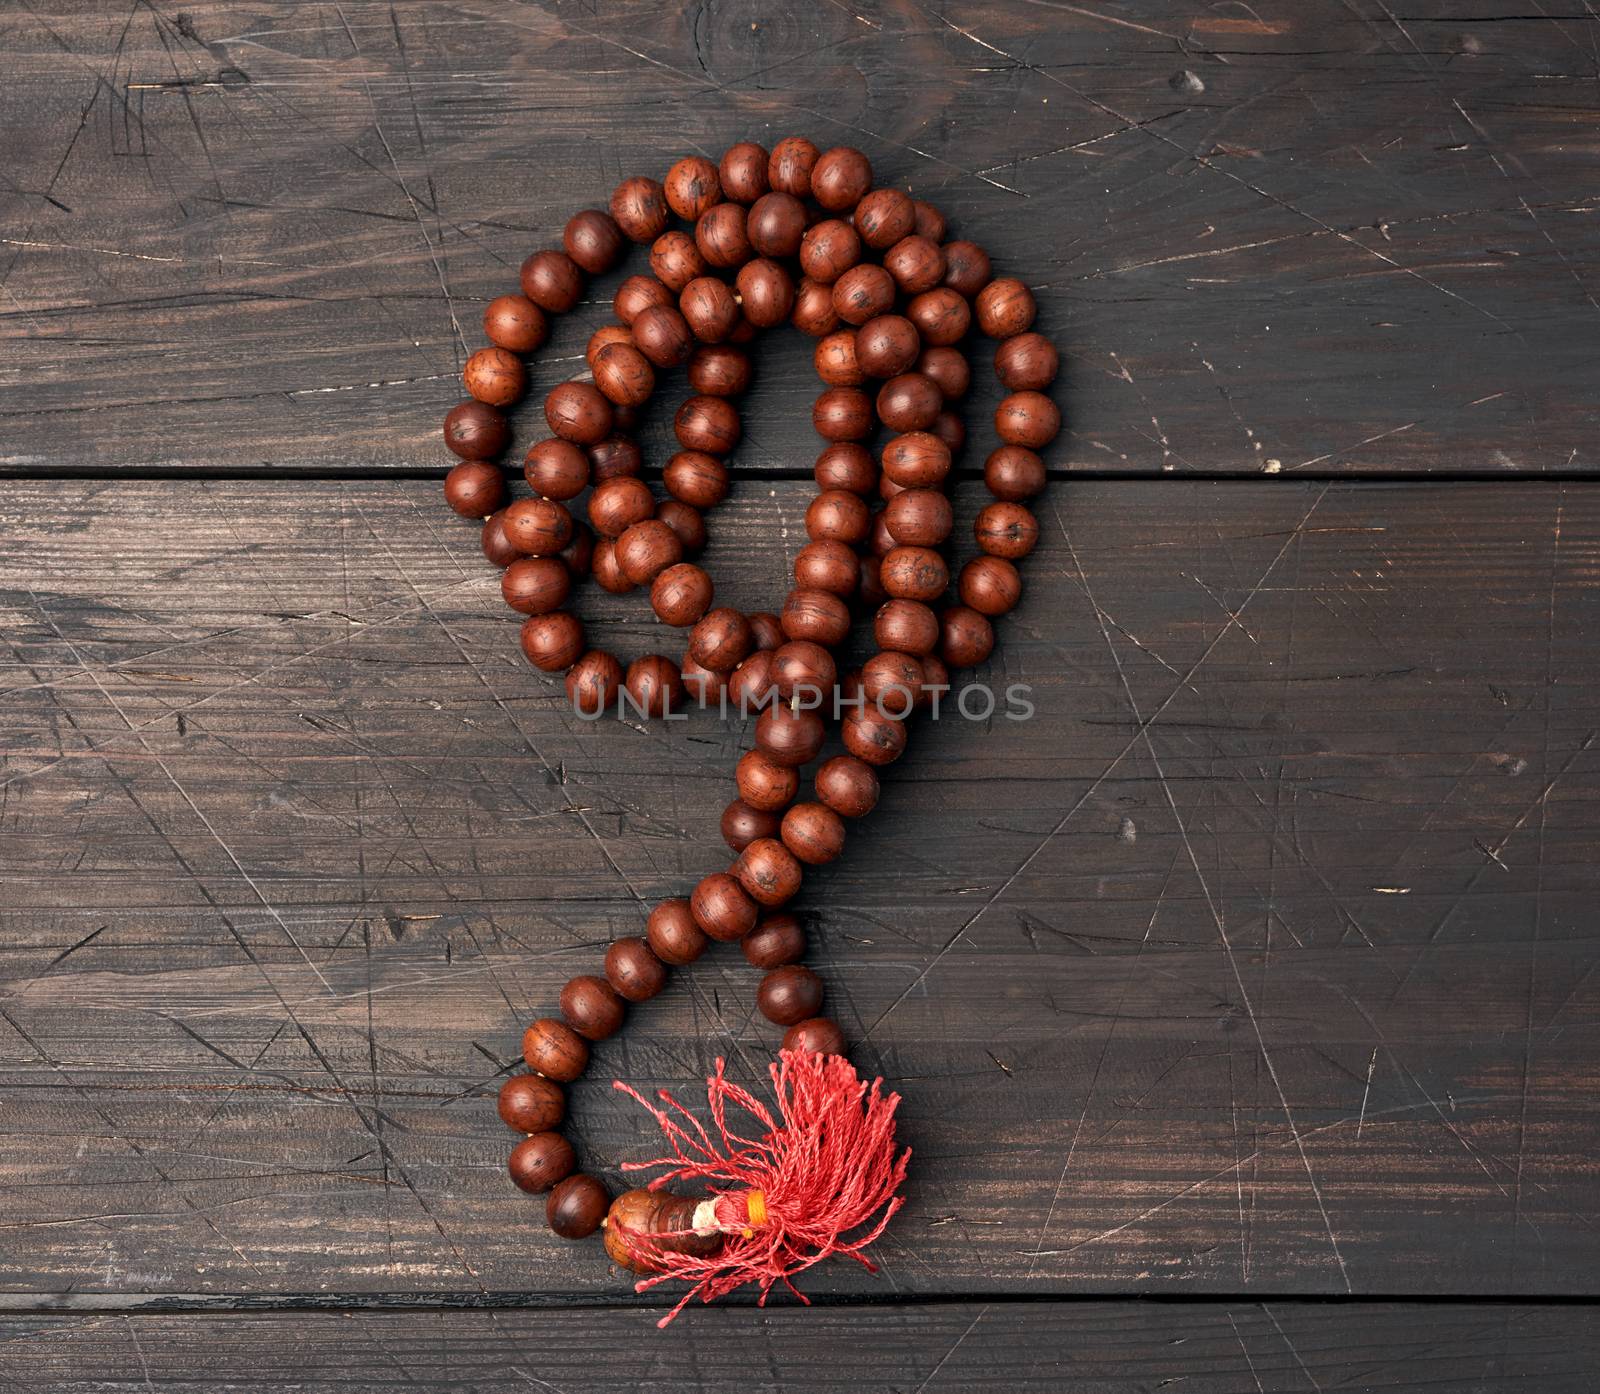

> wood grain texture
[3,1,1598,477]
[3,1302,1597,1391]
[3,478,1596,1306]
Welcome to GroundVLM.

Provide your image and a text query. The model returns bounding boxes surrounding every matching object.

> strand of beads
[438,137,1058,1262]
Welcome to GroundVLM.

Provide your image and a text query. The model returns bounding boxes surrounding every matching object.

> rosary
[436,138,1057,1324]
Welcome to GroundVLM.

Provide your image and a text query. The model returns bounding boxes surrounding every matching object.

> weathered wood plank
[2,1302,1595,1392]
[3,2,1596,476]
[1,478,1596,1304]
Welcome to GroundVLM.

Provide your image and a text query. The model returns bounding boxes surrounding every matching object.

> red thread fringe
[613,1049,910,1326]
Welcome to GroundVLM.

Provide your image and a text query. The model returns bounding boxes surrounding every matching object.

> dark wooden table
[3,1,1598,1388]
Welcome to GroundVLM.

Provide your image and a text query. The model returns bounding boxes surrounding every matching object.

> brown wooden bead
[719,140,770,202]
[882,432,951,488]
[680,278,740,344]
[688,607,753,673]
[591,539,633,595]
[758,965,824,1025]
[932,409,965,455]
[443,460,504,518]
[611,175,669,242]
[771,640,837,702]
[815,442,877,494]
[588,435,642,482]
[814,331,864,387]
[657,500,707,555]
[994,332,1058,391]
[832,264,895,325]
[545,382,613,446]
[748,191,806,257]
[805,489,870,545]
[942,240,992,297]
[586,323,634,368]
[912,198,947,241]
[560,520,595,577]
[501,556,570,615]
[737,750,800,812]
[484,293,548,353]
[861,650,923,717]
[519,439,586,501]
[743,913,805,969]
[976,501,1040,559]
[737,836,805,908]
[503,497,575,556]
[560,974,625,1041]
[616,519,683,585]
[768,135,820,195]
[481,510,520,568]
[996,391,1061,449]
[884,234,946,295]
[509,1132,576,1193]
[681,654,726,707]
[565,649,622,717]
[960,556,1022,616]
[520,249,583,313]
[843,707,908,766]
[605,937,667,1003]
[624,654,684,718]
[854,187,915,249]
[651,561,713,627]
[975,277,1037,337]
[874,597,940,656]
[880,544,948,601]
[722,797,781,853]
[604,1189,721,1273]
[498,1073,565,1133]
[918,346,971,399]
[869,508,898,559]
[687,346,753,399]
[858,553,887,608]
[649,230,706,292]
[522,1017,590,1082]
[784,1018,847,1056]
[613,274,672,325]
[812,386,874,442]
[941,605,996,668]
[520,612,585,672]
[648,899,708,966]
[665,155,721,220]
[736,257,795,328]
[815,754,879,817]
[695,202,752,268]
[907,287,971,346]
[877,373,942,432]
[755,703,826,768]
[463,346,526,408]
[781,801,846,865]
[811,146,872,211]
[444,399,509,460]
[747,612,785,652]
[855,315,920,378]
[918,653,950,708]
[564,209,625,274]
[588,476,654,538]
[799,219,861,284]
[792,278,841,336]
[592,343,655,409]
[884,489,954,547]
[692,872,758,941]
[631,304,695,368]
[794,539,859,597]
[781,587,851,647]
[547,1173,609,1239]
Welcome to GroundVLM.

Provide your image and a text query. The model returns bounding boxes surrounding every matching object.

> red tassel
[612,1048,910,1326]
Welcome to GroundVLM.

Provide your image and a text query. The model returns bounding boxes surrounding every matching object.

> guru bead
[603,1189,721,1273]
[604,937,668,1002]
[547,1173,609,1240]
[647,898,709,965]
[757,965,825,1025]
[560,974,625,1040]
[443,461,504,518]
[443,399,509,460]
[691,871,759,941]
[463,346,526,406]
[522,1017,590,1082]
[509,1132,576,1193]
[484,293,547,353]
[498,1073,565,1133]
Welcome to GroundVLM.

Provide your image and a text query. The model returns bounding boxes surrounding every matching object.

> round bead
[784,1018,847,1056]
[591,540,633,594]
[861,650,923,716]
[918,653,951,709]
[522,1017,589,1082]
[941,605,996,668]
[815,754,880,817]
[748,612,785,652]
[884,489,954,546]
[680,278,741,343]
[728,648,778,707]
[931,409,966,455]
[545,382,613,445]
[616,519,683,585]
[918,346,971,399]
[592,343,655,408]
[519,612,585,672]
[563,209,625,274]
[520,249,583,313]
[695,202,752,268]
[560,974,625,1041]
[942,240,992,297]
[546,1173,609,1239]
[484,293,547,353]
[975,277,1037,337]
[648,899,708,966]
[657,499,707,555]
[737,838,804,907]
[501,556,570,616]
[880,544,949,601]
[960,556,1023,616]
[665,155,721,220]
[605,937,667,1003]
[687,346,753,399]
[855,315,920,378]
[587,323,634,367]
[443,400,509,460]
[632,304,695,367]
[781,802,846,865]
[604,1189,720,1273]
[853,188,915,248]
[649,231,706,292]
[814,330,864,387]
[811,146,872,211]
[882,432,951,488]
[719,141,769,201]
[682,654,726,707]
[995,332,1059,390]
[913,200,947,241]
[736,257,795,328]
[996,391,1061,449]
[503,497,574,556]
[874,598,940,656]
[481,511,520,568]
[463,346,526,407]
[976,501,1040,559]
[781,588,851,647]
[792,279,841,336]
[498,1073,564,1133]
[589,435,642,481]
[651,561,713,626]
[610,176,669,242]
[737,750,800,812]
[812,387,874,442]
[771,640,837,702]
[443,460,504,518]
[768,136,820,195]
[624,654,684,718]
[884,235,946,294]
[755,704,826,768]
[757,965,824,1025]
[560,521,595,577]
[843,708,908,766]
[748,191,806,257]
[832,264,896,325]
[565,649,623,717]
[815,443,877,494]
[907,287,971,346]
[792,540,855,600]
[722,798,781,853]
[688,607,753,673]
[524,439,590,500]
[614,275,673,325]
[806,489,870,544]
[587,476,654,539]
[799,219,861,284]
[508,1132,576,1194]
[877,373,942,432]
[743,913,806,969]
[692,872,759,941]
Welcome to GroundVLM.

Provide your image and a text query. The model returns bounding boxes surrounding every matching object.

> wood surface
[3,0,1598,1387]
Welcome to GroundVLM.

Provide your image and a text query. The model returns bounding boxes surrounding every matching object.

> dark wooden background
[3,1,1598,1389]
